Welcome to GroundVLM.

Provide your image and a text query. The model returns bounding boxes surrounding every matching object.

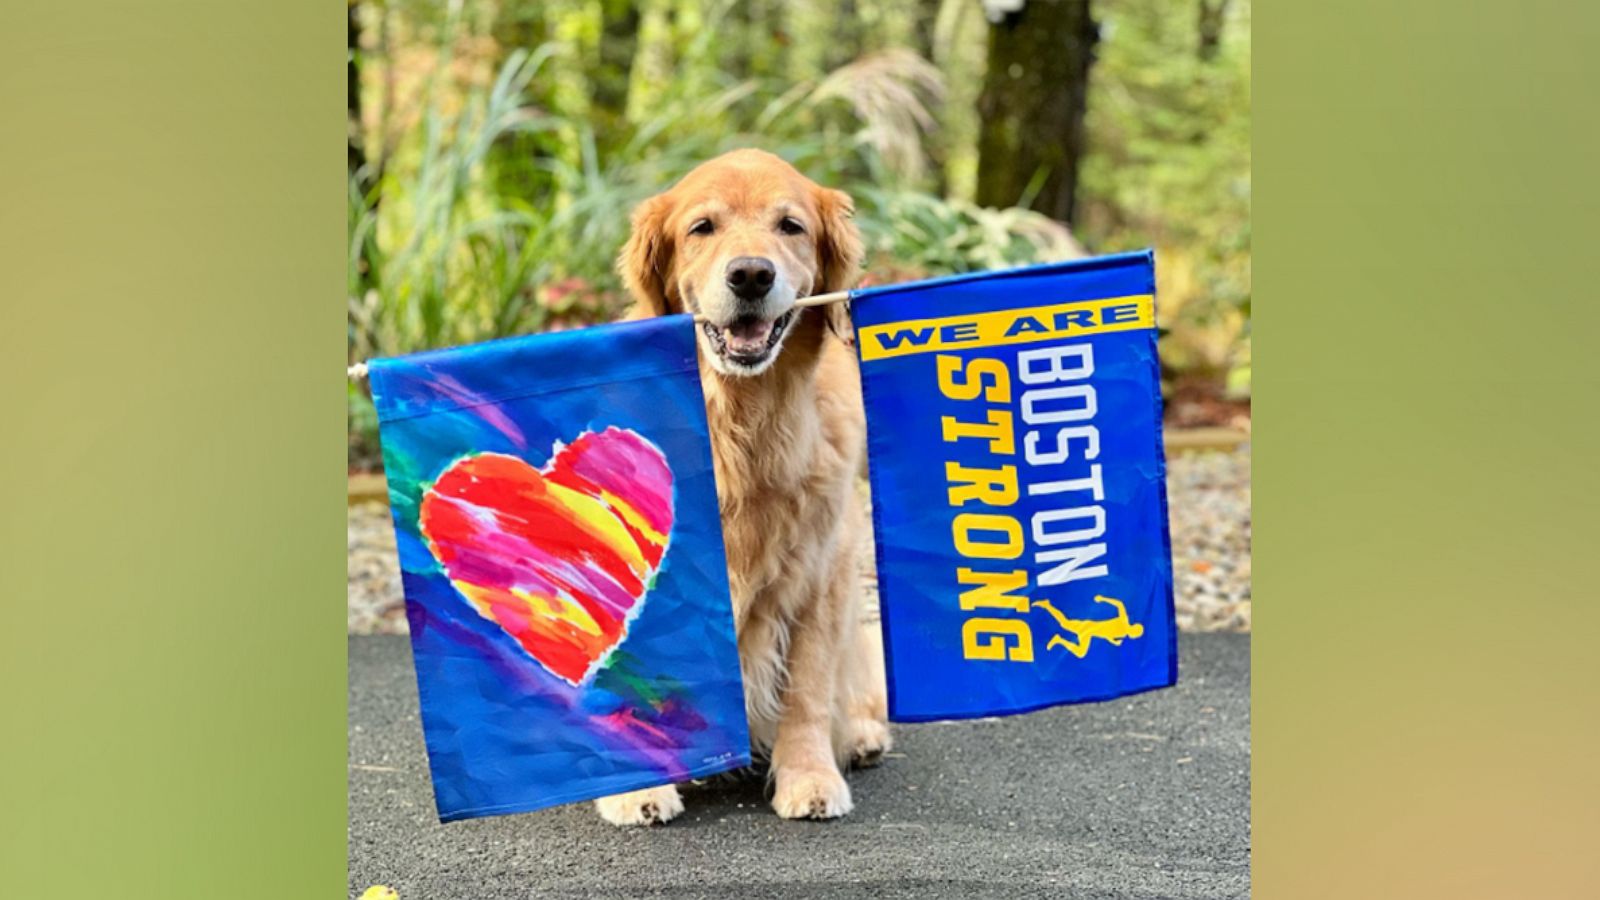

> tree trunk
[785,0,857,86]
[913,0,944,61]
[932,0,984,201]
[1198,0,1230,61]
[595,0,640,122]
[347,1,365,184]
[861,0,917,52]
[721,0,785,82]
[626,0,674,121]
[975,0,1098,224]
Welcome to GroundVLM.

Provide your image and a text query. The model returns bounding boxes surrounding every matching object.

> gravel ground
[347,445,1251,635]
[1165,447,1252,632]
[347,502,410,636]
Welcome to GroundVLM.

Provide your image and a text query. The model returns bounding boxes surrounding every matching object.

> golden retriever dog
[594,149,891,824]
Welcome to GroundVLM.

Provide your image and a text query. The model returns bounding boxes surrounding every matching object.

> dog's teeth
[702,310,798,367]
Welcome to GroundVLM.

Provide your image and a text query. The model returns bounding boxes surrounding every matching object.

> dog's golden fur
[594,149,890,825]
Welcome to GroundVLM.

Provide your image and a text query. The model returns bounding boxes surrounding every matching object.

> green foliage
[346,0,1252,462]
[349,45,562,360]
[349,5,1084,363]
[855,187,1082,278]
[1078,0,1252,387]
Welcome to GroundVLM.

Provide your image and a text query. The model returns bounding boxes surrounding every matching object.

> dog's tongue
[724,318,774,355]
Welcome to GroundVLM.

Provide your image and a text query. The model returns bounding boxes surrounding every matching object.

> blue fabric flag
[850,251,1178,722]
[368,315,751,821]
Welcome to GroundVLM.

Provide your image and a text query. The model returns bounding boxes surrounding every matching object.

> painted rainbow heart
[418,427,674,685]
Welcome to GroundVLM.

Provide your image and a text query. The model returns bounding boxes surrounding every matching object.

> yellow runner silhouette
[1033,596,1144,658]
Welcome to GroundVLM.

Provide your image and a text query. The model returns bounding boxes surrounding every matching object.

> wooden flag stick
[346,290,852,380]
[761,289,851,315]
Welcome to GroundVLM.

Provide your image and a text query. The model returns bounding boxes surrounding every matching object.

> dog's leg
[735,605,791,754]
[769,573,854,820]
[831,494,891,768]
[839,618,892,768]
[594,784,684,826]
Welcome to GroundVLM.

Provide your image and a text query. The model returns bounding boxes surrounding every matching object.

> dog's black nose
[725,256,776,302]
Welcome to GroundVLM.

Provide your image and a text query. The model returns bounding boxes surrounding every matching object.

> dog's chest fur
[703,372,850,622]
[694,320,865,741]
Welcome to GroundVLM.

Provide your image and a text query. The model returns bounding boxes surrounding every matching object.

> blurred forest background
[347,0,1250,468]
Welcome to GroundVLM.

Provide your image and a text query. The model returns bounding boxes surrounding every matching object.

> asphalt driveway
[349,634,1249,899]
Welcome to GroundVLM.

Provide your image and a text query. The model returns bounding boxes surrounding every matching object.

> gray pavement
[349,634,1249,899]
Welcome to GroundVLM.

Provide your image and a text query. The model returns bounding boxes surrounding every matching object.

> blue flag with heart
[368,316,751,821]
[850,250,1178,722]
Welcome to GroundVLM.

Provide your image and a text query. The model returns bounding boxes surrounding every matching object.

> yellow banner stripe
[858,294,1155,361]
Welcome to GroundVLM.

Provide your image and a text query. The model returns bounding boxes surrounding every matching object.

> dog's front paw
[595,784,684,826]
[772,766,853,820]
[847,717,892,768]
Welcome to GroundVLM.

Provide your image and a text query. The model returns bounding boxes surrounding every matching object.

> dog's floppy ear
[815,187,863,345]
[618,193,675,318]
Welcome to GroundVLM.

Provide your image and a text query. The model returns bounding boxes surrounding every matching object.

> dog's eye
[689,219,715,236]
[778,217,806,235]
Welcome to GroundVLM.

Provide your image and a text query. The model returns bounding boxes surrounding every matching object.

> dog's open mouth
[701,310,796,369]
